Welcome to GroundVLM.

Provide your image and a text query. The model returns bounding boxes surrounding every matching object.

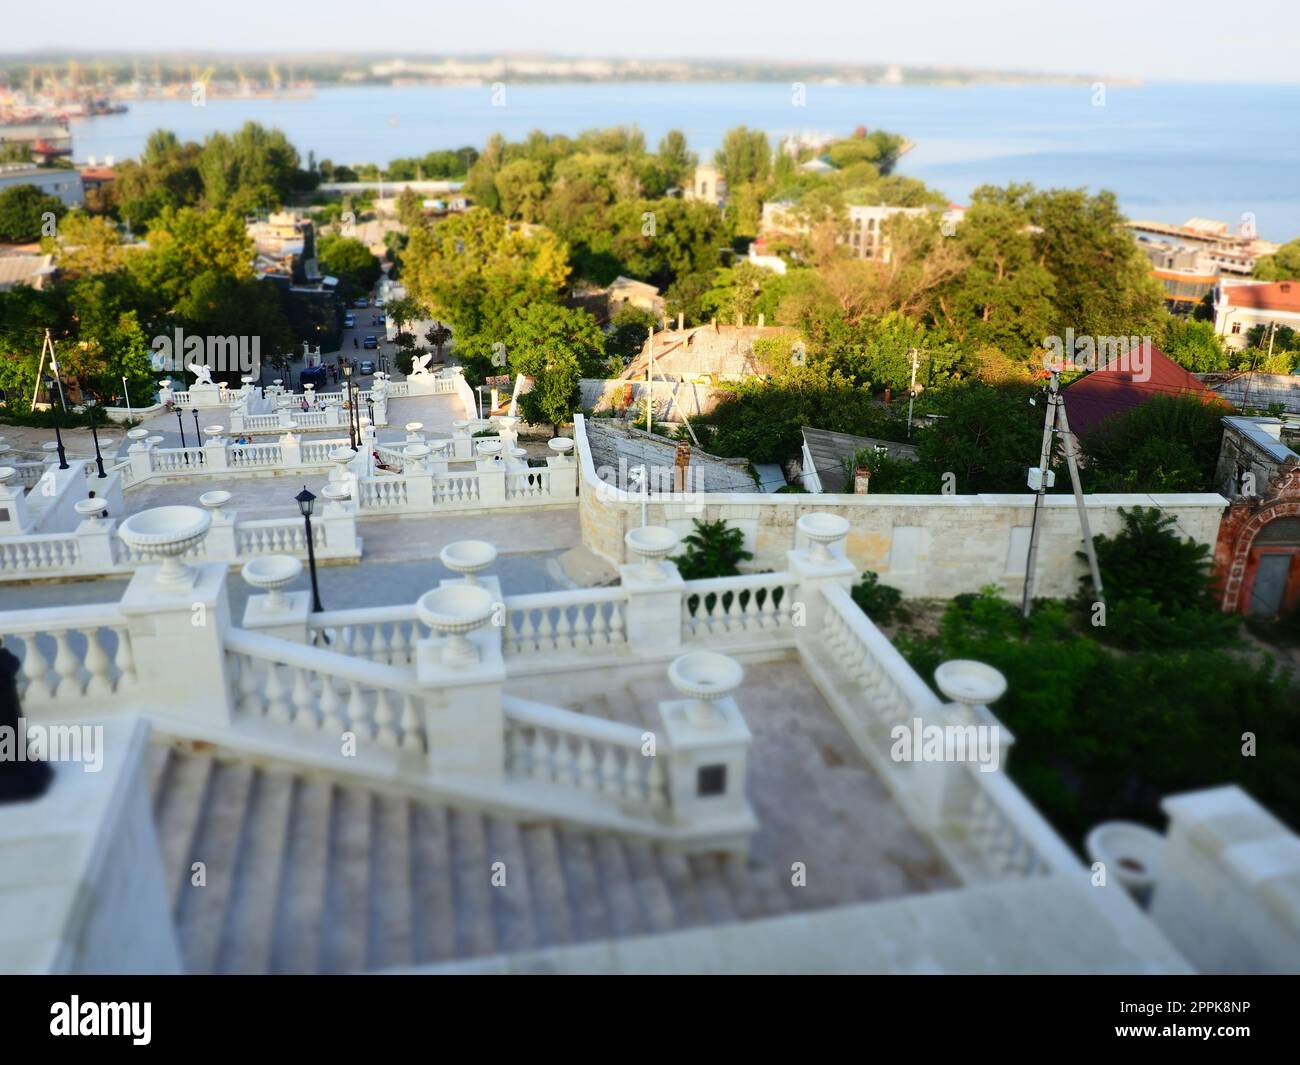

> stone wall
[574,415,1228,599]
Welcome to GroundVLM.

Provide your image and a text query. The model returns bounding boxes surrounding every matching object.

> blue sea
[68,81,1300,242]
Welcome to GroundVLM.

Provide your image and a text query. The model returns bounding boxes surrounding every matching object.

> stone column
[241,588,311,643]
[203,507,239,561]
[620,559,684,655]
[475,461,506,506]
[545,455,578,499]
[117,561,235,726]
[0,467,32,535]
[785,546,857,633]
[279,431,302,470]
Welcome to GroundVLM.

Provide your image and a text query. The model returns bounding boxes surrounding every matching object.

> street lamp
[45,375,68,470]
[84,398,106,478]
[175,407,188,449]
[295,486,324,613]
[366,397,374,426]
[191,407,201,444]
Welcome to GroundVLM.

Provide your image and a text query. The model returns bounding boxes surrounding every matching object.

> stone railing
[1,507,359,582]
[503,587,629,657]
[0,603,138,712]
[226,627,428,752]
[307,605,430,666]
[503,695,669,817]
[681,572,800,642]
[355,459,575,515]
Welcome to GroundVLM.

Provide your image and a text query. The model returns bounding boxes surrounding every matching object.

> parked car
[354,297,369,308]
[375,297,386,307]
[358,360,375,375]
[300,365,329,389]
[343,313,356,327]
[363,335,378,349]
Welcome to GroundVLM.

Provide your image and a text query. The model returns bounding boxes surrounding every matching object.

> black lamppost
[295,486,324,613]
[342,365,356,449]
[85,398,106,478]
[45,376,68,470]
[191,407,201,443]
[366,397,374,426]
[175,407,188,449]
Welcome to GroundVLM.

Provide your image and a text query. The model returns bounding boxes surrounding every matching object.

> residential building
[0,164,84,208]
[605,275,664,318]
[1212,416,1300,617]
[247,211,319,284]
[1061,345,1224,436]
[621,317,795,382]
[800,427,919,493]
[0,123,72,163]
[760,200,927,263]
[0,252,55,291]
[1213,280,1300,349]
[684,163,726,207]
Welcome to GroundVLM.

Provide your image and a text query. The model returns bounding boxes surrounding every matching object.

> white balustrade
[308,606,427,666]
[503,696,668,814]
[503,588,628,655]
[228,442,283,469]
[0,605,138,709]
[235,518,325,558]
[0,534,83,574]
[506,468,552,500]
[225,628,427,751]
[358,477,410,509]
[681,573,800,639]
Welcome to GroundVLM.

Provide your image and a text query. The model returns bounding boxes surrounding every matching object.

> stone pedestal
[785,547,857,632]
[620,562,685,655]
[545,455,578,498]
[0,470,31,535]
[278,432,302,468]
[475,463,506,505]
[117,562,234,726]
[188,382,224,409]
[657,694,756,855]
[203,510,239,560]
[241,590,311,643]
[73,516,118,570]
[416,576,506,778]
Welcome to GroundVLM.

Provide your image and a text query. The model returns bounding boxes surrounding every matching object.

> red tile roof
[1063,344,1225,436]
[1221,281,1300,313]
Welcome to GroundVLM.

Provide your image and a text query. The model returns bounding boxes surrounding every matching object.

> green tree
[1079,394,1228,493]
[197,122,304,214]
[656,129,697,190]
[317,233,382,302]
[0,184,65,242]
[519,349,583,432]
[714,126,771,190]
[1161,318,1229,372]
[1253,238,1300,281]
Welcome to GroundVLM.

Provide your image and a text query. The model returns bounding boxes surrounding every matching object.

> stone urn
[199,489,233,521]
[548,438,575,463]
[625,525,679,580]
[440,540,497,585]
[475,439,502,462]
[74,497,108,522]
[797,512,850,563]
[669,651,745,727]
[403,443,431,471]
[935,659,1008,716]
[0,466,15,486]
[320,482,351,513]
[404,421,425,442]
[416,583,496,667]
[1086,821,1163,907]
[117,505,212,584]
[145,435,164,448]
[127,428,149,449]
[241,554,304,613]
[452,419,470,436]
[203,425,224,445]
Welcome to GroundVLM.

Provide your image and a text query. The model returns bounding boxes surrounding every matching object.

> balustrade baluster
[51,630,82,698]
[112,626,136,684]
[17,633,53,701]
[319,676,345,734]
[265,664,292,722]
[374,690,401,747]
[400,695,422,751]
[529,730,550,781]
[82,628,114,697]
[346,680,370,737]
[291,667,316,728]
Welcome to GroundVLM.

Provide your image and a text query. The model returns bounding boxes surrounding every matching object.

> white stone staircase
[147,741,818,974]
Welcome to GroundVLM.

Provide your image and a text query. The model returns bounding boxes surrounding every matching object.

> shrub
[671,518,752,580]
[851,571,905,624]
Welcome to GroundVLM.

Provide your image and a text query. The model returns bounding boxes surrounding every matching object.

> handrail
[503,695,647,748]
[224,627,422,693]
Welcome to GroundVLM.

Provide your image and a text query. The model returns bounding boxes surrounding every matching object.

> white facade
[0,164,85,208]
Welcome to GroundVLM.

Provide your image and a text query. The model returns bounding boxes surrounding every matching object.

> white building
[684,163,726,208]
[1214,280,1300,350]
[0,164,85,209]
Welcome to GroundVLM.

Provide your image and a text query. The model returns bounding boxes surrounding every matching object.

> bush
[897,588,1300,845]
[1079,507,1239,650]
[671,518,752,580]
[851,571,905,624]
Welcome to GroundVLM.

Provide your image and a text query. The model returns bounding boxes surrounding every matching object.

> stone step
[322,786,372,973]
[271,777,333,974]
[371,794,414,971]
[411,802,457,962]
[448,808,495,958]
[591,835,643,938]
[521,823,574,947]
[216,767,295,975]
[145,743,172,806]
[176,760,256,975]
[555,828,610,942]
[624,840,678,933]
[485,816,537,955]
[155,749,215,911]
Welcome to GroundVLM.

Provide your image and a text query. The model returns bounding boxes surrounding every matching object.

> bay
[67,80,1300,242]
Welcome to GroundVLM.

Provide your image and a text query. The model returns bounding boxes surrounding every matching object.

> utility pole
[906,347,920,437]
[1021,372,1104,616]
[646,327,654,437]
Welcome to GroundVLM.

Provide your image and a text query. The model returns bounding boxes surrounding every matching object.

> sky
[7,0,1300,84]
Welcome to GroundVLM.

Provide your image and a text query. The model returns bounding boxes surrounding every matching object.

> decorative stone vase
[669,651,745,727]
[416,583,496,668]
[403,443,430,471]
[241,554,304,613]
[440,540,497,585]
[625,525,679,580]
[74,497,108,522]
[1086,821,1163,907]
[203,425,224,445]
[934,659,1007,713]
[199,489,233,521]
[475,439,502,462]
[547,438,575,463]
[797,512,851,563]
[117,505,212,584]
[404,421,425,442]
